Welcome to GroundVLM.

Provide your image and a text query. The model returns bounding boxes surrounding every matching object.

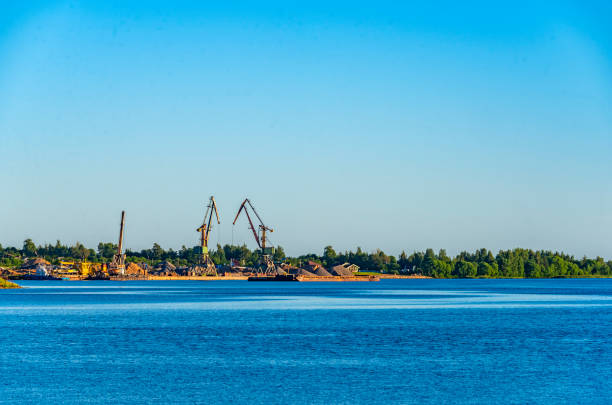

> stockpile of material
[188,265,208,276]
[330,264,355,277]
[313,267,333,277]
[20,257,51,270]
[126,262,145,275]
[275,266,288,275]
[279,264,298,272]
[154,261,177,275]
[221,267,244,276]
[286,267,316,277]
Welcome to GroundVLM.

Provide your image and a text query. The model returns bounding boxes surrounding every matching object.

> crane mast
[117,210,125,259]
[109,211,126,276]
[233,198,276,275]
[195,196,220,276]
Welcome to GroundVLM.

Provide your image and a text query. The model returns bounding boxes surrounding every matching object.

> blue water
[1,279,612,404]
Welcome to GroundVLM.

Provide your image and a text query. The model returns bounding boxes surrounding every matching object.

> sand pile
[313,267,333,277]
[330,265,354,277]
[126,262,144,275]
[286,268,316,277]
[156,261,176,272]
[21,258,51,269]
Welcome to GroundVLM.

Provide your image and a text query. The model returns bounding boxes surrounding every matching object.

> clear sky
[1,1,611,258]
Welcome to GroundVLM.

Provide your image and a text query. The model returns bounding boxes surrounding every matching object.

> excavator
[194,196,220,276]
[232,198,277,275]
[58,211,126,280]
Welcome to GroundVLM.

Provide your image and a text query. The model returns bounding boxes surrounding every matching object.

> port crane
[232,198,276,274]
[108,210,126,276]
[196,196,221,276]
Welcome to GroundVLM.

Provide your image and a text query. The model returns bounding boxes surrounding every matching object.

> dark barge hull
[12,275,63,281]
[248,275,379,282]
[248,275,297,282]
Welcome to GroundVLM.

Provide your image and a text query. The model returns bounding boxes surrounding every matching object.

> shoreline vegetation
[1,239,611,279]
[0,277,20,288]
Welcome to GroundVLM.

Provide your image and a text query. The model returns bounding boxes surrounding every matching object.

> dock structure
[247,274,379,282]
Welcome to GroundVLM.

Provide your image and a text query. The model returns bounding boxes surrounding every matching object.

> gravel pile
[126,262,144,274]
[330,265,354,277]
[313,267,333,277]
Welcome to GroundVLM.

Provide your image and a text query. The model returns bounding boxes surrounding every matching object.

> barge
[247,275,379,282]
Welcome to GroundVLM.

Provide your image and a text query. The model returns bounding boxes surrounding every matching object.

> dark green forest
[1,239,611,278]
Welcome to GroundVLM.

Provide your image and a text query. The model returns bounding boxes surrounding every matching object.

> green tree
[273,245,286,262]
[421,253,436,277]
[323,245,337,267]
[152,243,164,260]
[477,262,493,277]
[323,245,336,260]
[454,261,477,278]
[212,244,227,265]
[438,249,451,262]
[70,242,89,260]
[23,239,37,257]
[524,259,541,278]
[398,251,409,270]
[98,242,118,259]
[387,256,401,273]
[432,259,452,278]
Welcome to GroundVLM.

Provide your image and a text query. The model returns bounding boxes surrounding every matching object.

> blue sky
[1,1,611,258]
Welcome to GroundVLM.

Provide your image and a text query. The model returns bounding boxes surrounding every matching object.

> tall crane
[196,196,220,276]
[109,211,126,276]
[232,198,276,274]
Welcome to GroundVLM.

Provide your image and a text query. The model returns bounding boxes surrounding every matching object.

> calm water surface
[1,279,611,404]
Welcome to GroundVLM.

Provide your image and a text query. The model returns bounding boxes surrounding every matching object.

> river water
[1,279,611,404]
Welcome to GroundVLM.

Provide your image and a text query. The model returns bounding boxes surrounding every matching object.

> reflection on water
[3,279,612,311]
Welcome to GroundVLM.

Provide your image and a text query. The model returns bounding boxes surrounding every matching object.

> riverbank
[0,278,20,289]
[145,275,248,281]
[378,274,432,279]
[356,273,431,279]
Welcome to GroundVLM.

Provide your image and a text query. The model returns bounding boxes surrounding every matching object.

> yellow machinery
[58,261,98,278]
[55,211,126,280]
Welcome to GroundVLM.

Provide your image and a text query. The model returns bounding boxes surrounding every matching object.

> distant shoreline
[3,243,611,279]
[9,275,612,283]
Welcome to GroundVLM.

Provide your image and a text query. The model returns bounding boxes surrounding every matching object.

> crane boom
[232,198,273,251]
[211,196,220,224]
[233,199,262,248]
[109,210,126,276]
[232,198,277,275]
[198,196,220,250]
[117,210,125,256]
[246,199,265,227]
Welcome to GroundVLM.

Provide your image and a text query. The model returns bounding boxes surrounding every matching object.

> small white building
[35,264,49,276]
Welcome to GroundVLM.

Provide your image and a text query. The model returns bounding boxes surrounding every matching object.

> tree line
[1,239,611,278]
